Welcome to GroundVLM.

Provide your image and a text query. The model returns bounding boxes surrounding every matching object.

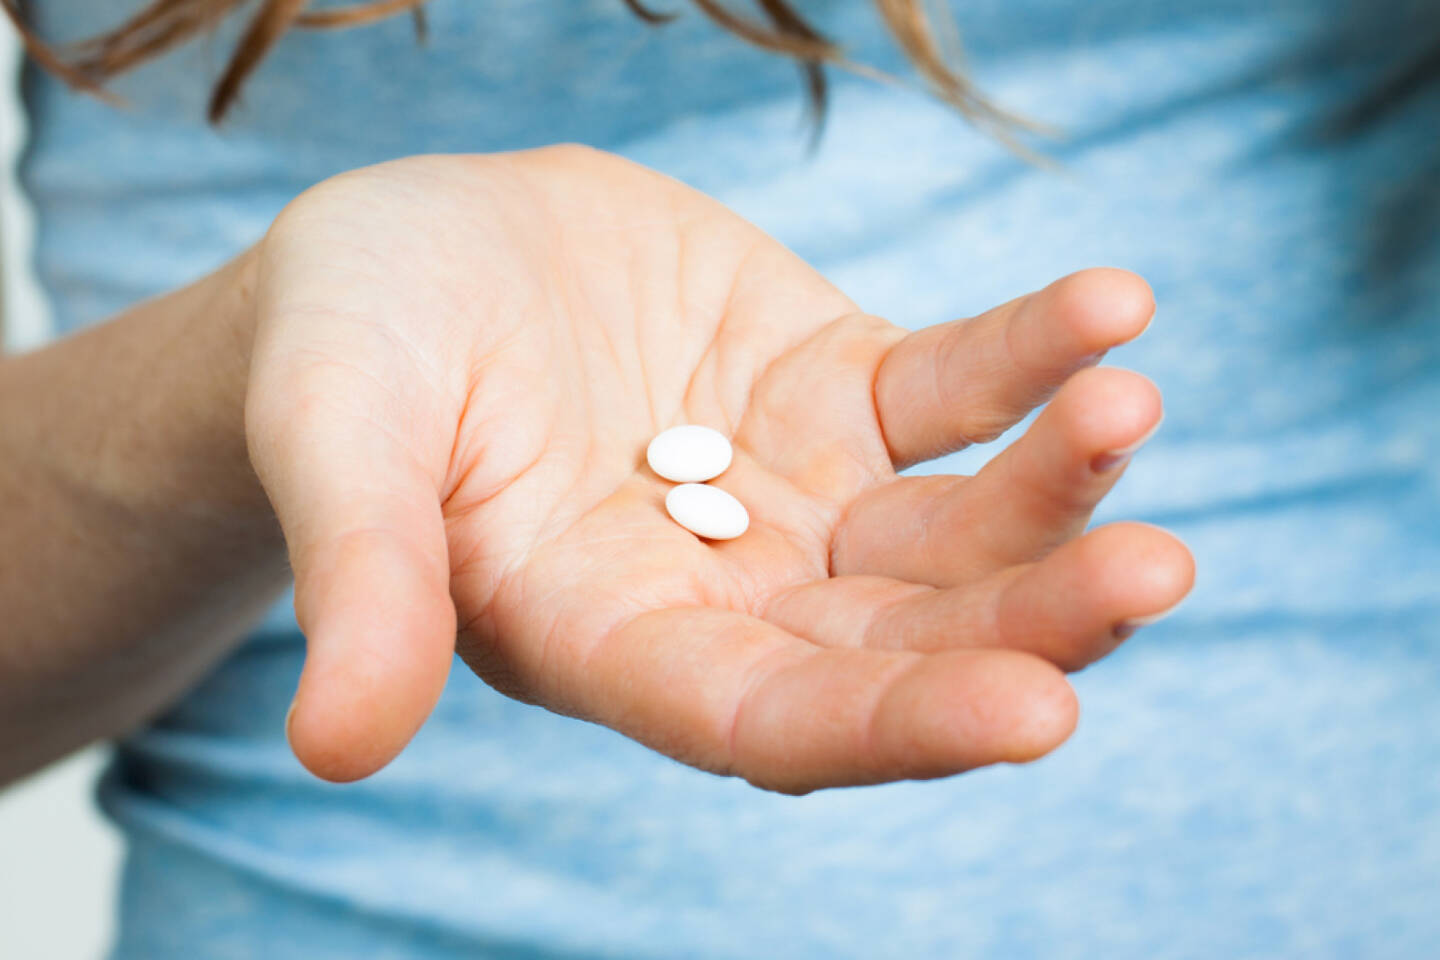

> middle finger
[833,366,1162,585]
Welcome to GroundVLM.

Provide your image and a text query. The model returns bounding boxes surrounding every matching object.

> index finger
[875,268,1155,468]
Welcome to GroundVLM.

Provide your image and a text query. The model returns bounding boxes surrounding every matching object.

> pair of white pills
[646,425,749,540]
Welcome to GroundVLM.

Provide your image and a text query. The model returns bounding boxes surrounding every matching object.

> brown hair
[1,0,1029,140]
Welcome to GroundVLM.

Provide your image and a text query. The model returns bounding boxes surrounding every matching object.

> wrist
[127,245,276,525]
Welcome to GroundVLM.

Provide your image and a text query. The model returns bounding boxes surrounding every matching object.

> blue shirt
[19,1,1440,956]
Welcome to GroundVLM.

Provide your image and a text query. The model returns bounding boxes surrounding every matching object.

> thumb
[247,375,457,782]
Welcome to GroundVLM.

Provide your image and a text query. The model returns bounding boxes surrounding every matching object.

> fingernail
[1091,413,1164,473]
[284,701,297,748]
[1112,620,1142,641]
[1136,306,1155,339]
[1112,600,1184,641]
[1090,450,1132,473]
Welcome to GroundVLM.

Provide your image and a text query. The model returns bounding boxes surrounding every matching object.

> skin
[0,144,1193,792]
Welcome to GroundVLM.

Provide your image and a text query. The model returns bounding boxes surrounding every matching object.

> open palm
[247,146,1192,791]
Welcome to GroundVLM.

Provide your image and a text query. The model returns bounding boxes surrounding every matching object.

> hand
[246,145,1193,792]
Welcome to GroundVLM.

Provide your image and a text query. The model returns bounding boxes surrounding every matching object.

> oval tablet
[646,425,733,483]
[665,483,750,541]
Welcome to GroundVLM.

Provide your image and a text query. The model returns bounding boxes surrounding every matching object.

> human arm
[0,249,289,783]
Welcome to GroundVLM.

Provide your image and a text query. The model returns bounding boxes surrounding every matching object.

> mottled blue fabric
[18,1,1440,956]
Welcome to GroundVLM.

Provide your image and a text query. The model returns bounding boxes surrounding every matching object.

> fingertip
[875,650,1079,778]
[287,621,454,782]
[1052,366,1165,458]
[982,652,1080,763]
[1084,522,1197,623]
[287,635,452,783]
[1044,268,1156,352]
[1128,523,1197,615]
[287,694,390,783]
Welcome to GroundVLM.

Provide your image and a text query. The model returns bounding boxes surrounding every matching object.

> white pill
[665,483,749,541]
[646,425,733,483]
